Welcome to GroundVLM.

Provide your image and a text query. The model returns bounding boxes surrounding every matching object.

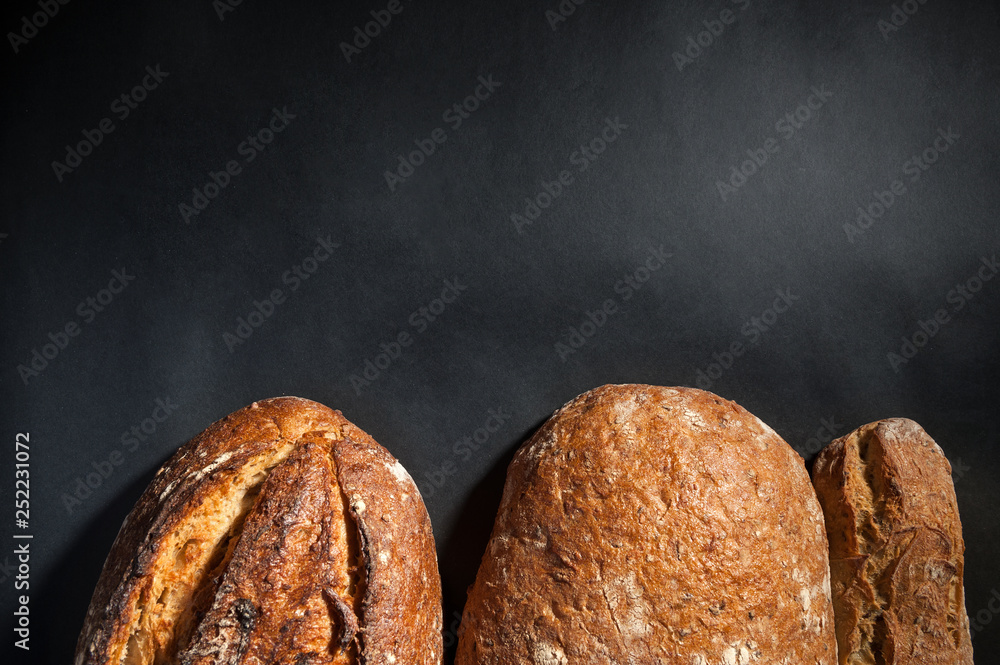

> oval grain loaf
[811,418,974,664]
[456,384,838,664]
[75,397,442,665]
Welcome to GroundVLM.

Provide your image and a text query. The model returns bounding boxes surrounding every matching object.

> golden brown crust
[333,435,443,665]
[178,439,356,665]
[74,397,442,665]
[456,384,838,664]
[811,418,974,665]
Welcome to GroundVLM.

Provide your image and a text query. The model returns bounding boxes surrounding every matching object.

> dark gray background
[2,0,998,662]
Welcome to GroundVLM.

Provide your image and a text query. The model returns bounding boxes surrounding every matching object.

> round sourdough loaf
[456,384,837,664]
[74,397,442,665]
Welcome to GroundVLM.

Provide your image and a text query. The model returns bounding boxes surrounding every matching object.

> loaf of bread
[811,418,974,664]
[74,397,442,665]
[456,384,838,664]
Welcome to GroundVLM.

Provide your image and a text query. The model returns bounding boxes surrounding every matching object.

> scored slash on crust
[812,418,974,665]
[75,397,443,665]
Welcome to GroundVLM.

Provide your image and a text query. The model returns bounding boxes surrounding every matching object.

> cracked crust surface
[811,419,974,665]
[74,397,442,665]
[456,384,837,664]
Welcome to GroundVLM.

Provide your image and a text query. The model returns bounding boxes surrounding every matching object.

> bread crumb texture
[456,384,837,664]
[74,397,442,665]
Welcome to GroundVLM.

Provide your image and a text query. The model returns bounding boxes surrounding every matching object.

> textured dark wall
[2,0,998,662]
